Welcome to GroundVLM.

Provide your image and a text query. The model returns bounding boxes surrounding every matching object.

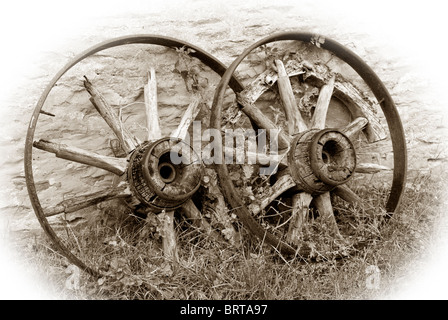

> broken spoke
[44,183,131,217]
[251,173,296,215]
[341,117,368,139]
[84,77,139,153]
[33,139,127,175]
[170,95,201,140]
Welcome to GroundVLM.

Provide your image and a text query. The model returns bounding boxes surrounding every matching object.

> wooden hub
[127,137,202,210]
[288,129,356,194]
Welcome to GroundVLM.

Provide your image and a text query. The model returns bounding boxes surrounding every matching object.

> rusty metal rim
[24,34,244,277]
[210,31,407,256]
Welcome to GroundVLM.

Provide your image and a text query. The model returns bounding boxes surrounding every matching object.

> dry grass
[3,166,447,300]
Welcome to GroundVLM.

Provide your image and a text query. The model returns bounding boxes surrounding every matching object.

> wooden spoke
[83,77,139,153]
[306,72,387,142]
[160,210,180,264]
[33,139,127,175]
[251,173,296,215]
[275,59,308,133]
[274,59,312,244]
[310,75,336,129]
[333,185,377,214]
[144,68,162,141]
[356,163,392,174]
[170,95,201,140]
[286,192,313,245]
[180,199,221,240]
[234,60,310,150]
[333,185,362,204]
[44,183,131,217]
[236,94,290,149]
[341,117,368,139]
[313,191,342,239]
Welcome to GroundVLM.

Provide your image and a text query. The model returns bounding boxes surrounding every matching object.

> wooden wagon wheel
[210,32,407,258]
[24,35,243,277]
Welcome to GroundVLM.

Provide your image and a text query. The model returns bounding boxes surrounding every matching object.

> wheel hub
[127,137,202,210]
[288,128,356,194]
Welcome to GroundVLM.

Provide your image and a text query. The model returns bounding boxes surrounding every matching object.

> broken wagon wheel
[24,35,243,277]
[210,32,407,258]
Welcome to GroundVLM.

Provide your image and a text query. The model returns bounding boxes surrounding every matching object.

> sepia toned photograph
[0,0,447,303]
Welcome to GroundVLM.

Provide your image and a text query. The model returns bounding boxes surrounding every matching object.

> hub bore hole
[159,163,176,183]
[322,140,342,164]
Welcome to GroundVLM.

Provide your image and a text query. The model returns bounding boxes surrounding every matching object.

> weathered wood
[144,68,162,141]
[341,117,368,139]
[313,192,342,239]
[33,139,127,175]
[355,163,391,173]
[44,183,132,217]
[311,75,335,129]
[306,73,387,142]
[275,59,307,133]
[334,79,387,143]
[202,168,239,245]
[84,77,139,153]
[333,185,376,214]
[251,173,296,215]
[160,210,179,264]
[333,185,362,204]
[180,199,221,240]
[286,192,313,245]
[237,59,305,106]
[170,95,201,140]
[236,94,290,150]
[238,58,386,143]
